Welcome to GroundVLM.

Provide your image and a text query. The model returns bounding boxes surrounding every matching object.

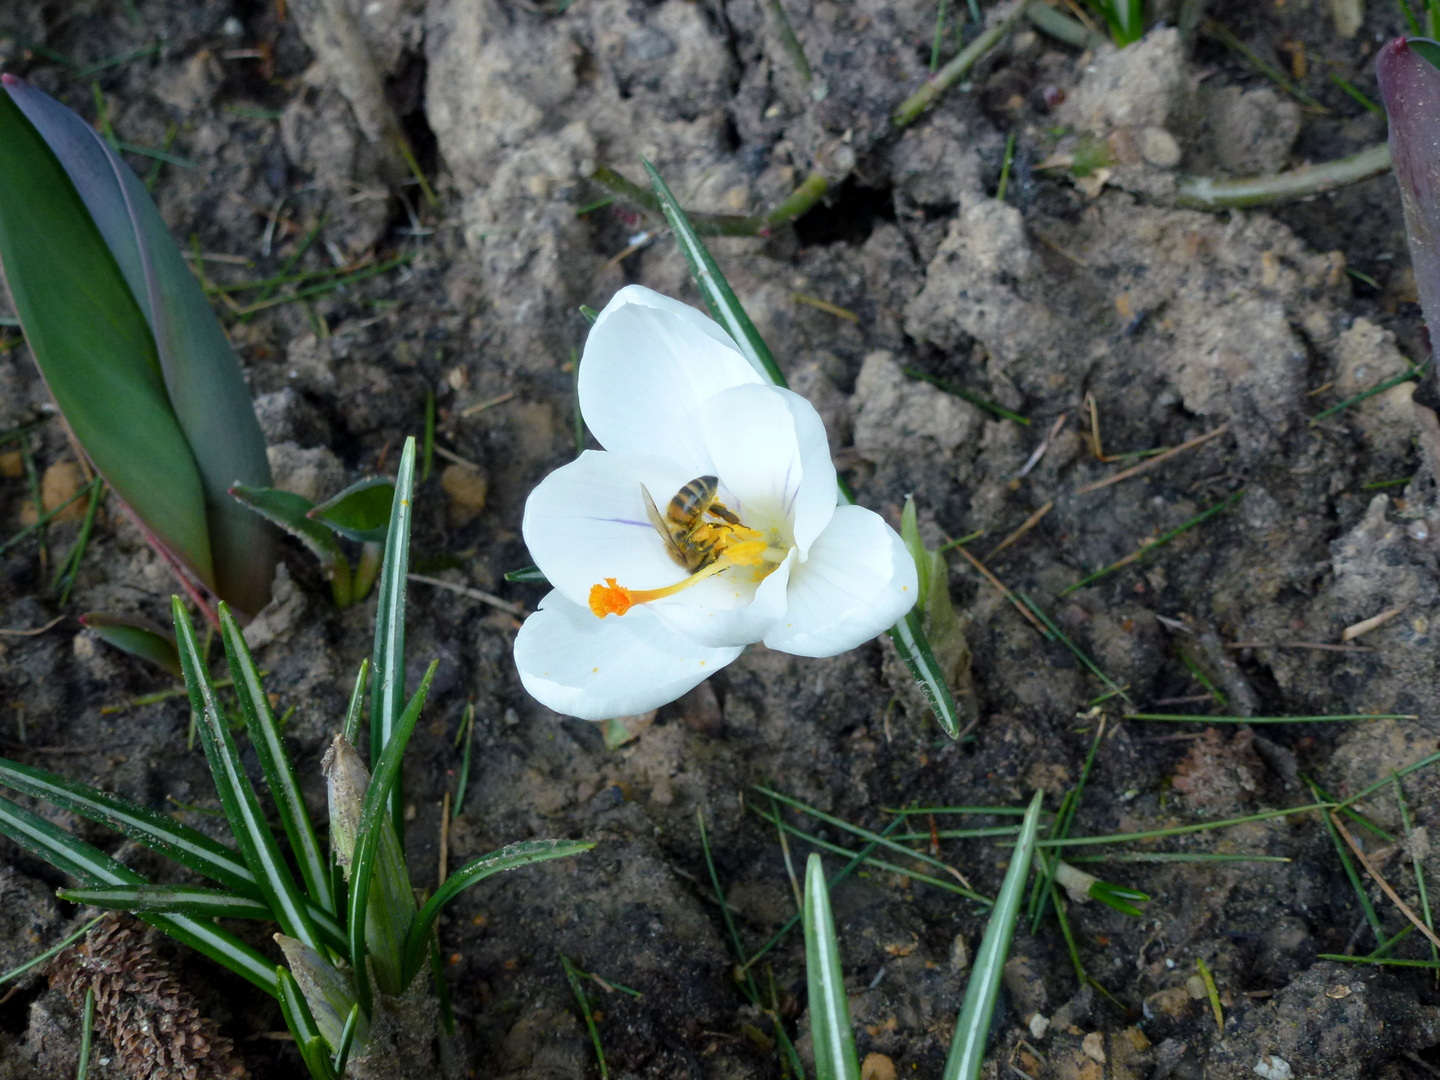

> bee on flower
[513,286,918,720]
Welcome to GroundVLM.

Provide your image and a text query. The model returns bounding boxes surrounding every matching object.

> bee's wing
[641,484,690,567]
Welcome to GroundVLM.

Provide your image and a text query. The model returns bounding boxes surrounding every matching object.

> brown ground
[2,1,1440,1077]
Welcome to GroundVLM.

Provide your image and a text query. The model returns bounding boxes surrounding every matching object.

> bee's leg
[708,500,740,524]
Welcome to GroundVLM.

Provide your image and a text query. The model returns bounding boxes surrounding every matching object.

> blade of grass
[1019,597,1131,704]
[370,438,416,839]
[1335,751,1440,813]
[173,596,323,953]
[804,854,861,1080]
[1311,361,1431,423]
[745,814,909,971]
[1305,775,1392,843]
[0,793,279,994]
[57,883,271,920]
[402,838,594,987]
[895,0,1033,128]
[902,367,1030,425]
[561,952,610,1080]
[943,790,1044,1080]
[931,0,950,72]
[0,916,102,986]
[53,478,104,605]
[644,158,960,738]
[1308,779,1386,947]
[276,966,338,1080]
[1042,802,1329,847]
[342,659,368,745]
[219,604,334,915]
[1395,775,1438,971]
[1124,713,1412,723]
[75,985,95,1079]
[1060,490,1244,595]
[452,703,475,820]
[421,390,435,483]
[1318,954,1440,968]
[349,663,434,1006]
[0,755,258,897]
[756,785,987,901]
[333,1004,360,1077]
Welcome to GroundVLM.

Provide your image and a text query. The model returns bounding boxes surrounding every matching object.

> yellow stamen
[588,547,779,619]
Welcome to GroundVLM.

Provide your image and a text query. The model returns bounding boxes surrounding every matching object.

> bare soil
[2,1,1440,1078]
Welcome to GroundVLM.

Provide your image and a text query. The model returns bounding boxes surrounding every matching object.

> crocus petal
[580,287,763,470]
[764,505,918,658]
[514,591,742,720]
[522,449,706,608]
[650,548,795,648]
[696,383,837,559]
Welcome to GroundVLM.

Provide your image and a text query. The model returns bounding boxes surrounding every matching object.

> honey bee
[641,475,742,572]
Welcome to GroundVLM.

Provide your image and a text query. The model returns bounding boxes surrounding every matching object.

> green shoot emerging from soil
[0,438,592,1078]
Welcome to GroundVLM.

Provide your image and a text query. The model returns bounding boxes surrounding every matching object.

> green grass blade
[503,565,549,583]
[0,755,258,897]
[173,595,323,953]
[58,883,271,920]
[804,854,861,1080]
[0,792,279,995]
[0,80,215,595]
[643,159,958,737]
[276,934,369,1054]
[276,966,338,1080]
[229,485,352,608]
[75,985,95,1080]
[77,612,181,678]
[349,660,434,1008]
[1,916,102,987]
[309,476,395,543]
[369,438,416,838]
[219,604,335,915]
[333,1004,361,1077]
[641,158,786,384]
[342,659,369,745]
[943,790,1045,1080]
[402,839,595,987]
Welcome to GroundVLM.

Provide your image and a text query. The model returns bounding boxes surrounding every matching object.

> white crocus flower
[513,285,918,720]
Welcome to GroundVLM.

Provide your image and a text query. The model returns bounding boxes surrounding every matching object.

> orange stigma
[589,578,634,618]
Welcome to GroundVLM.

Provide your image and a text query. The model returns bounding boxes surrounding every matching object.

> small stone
[0,450,22,478]
[1139,127,1182,168]
[1186,974,1208,999]
[21,461,89,524]
[441,463,489,526]
[950,933,970,972]
[1082,1031,1106,1063]
[1028,1013,1050,1039]
[860,1053,897,1080]
[1254,1055,1293,1080]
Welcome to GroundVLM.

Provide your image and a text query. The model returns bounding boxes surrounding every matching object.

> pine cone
[48,912,248,1080]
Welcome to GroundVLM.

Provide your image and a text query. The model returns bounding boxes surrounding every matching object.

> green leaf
[401,839,596,987]
[333,1004,361,1077]
[887,610,960,738]
[899,496,929,615]
[0,84,212,595]
[1,916,103,987]
[943,791,1045,1080]
[230,485,352,608]
[803,854,861,1080]
[76,612,181,678]
[349,661,433,1009]
[342,659,368,745]
[275,934,370,1054]
[173,595,324,953]
[309,476,396,543]
[0,754,257,896]
[369,439,416,837]
[220,605,335,915]
[503,564,549,584]
[0,792,279,995]
[2,78,275,614]
[58,883,271,920]
[641,158,786,385]
[643,159,961,738]
[276,966,339,1080]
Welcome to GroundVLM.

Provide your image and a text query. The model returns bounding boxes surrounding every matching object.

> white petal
[696,384,837,559]
[580,288,763,470]
[650,548,795,648]
[514,591,741,721]
[522,449,704,608]
[764,505,919,658]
